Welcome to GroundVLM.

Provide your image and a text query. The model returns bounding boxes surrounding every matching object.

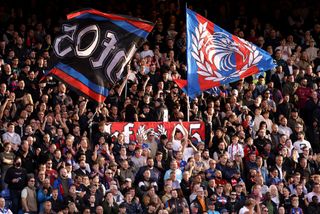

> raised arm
[116,68,131,95]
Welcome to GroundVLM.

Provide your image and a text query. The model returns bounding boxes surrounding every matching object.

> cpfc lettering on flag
[46,9,154,103]
[185,9,275,97]
[104,121,205,144]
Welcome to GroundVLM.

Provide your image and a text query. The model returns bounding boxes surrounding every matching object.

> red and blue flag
[46,9,154,103]
[176,9,276,97]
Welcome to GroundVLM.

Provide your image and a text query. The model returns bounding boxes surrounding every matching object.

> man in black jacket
[4,156,27,214]
[121,191,142,214]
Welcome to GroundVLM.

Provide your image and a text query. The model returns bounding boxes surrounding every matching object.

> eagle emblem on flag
[181,9,276,97]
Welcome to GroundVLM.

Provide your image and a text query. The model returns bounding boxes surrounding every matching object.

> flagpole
[187,95,190,122]
[125,61,131,98]
[186,3,189,123]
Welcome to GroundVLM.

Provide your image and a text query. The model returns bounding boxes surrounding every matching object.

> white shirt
[2,132,21,148]
[183,147,194,161]
[172,139,182,152]
[276,165,283,180]
[278,125,293,137]
[239,206,250,214]
[306,191,320,203]
[0,208,13,214]
[253,115,265,132]
[293,139,312,153]
[305,47,319,61]
[140,50,154,58]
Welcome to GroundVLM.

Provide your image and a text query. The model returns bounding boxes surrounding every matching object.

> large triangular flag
[180,9,276,97]
[46,9,154,103]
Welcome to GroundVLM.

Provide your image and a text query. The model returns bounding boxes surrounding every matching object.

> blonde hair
[269,184,279,197]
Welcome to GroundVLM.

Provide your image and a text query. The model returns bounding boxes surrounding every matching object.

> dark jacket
[4,166,27,191]
[102,200,119,214]
[122,201,142,214]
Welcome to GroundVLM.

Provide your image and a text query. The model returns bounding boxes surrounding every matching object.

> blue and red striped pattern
[49,63,108,103]
[67,9,153,35]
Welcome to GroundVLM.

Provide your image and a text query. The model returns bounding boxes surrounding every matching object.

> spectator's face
[8,124,14,133]
[166,142,173,149]
[171,190,178,198]
[119,207,126,214]
[89,195,95,203]
[52,189,58,199]
[125,193,132,203]
[232,136,239,144]
[105,170,113,178]
[291,197,299,207]
[4,143,11,152]
[197,188,204,197]
[60,168,67,178]
[249,154,256,161]
[96,206,103,214]
[28,178,35,187]
[0,84,6,93]
[276,157,283,166]
[303,148,309,155]
[171,161,178,170]
[0,198,5,208]
[147,159,154,167]
[135,149,142,157]
[296,186,303,195]
[298,133,304,140]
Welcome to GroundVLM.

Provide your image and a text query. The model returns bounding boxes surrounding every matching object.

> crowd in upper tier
[0,0,320,213]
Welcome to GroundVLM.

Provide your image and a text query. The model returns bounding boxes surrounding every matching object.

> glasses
[263,209,268,212]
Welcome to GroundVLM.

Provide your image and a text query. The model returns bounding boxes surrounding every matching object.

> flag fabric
[182,9,276,97]
[47,9,154,102]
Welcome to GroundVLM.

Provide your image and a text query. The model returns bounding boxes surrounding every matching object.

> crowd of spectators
[1,0,320,213]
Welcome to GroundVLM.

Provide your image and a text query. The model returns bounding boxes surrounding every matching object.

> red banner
[105,122,205,143]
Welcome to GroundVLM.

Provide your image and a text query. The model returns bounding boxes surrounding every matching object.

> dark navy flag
[46,9,154,102]
[175,9,276,98]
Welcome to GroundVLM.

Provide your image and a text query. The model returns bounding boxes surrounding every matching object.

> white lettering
[106,44,137,83]
[123,123,134,143]
[90,32,117,68]
[54,25,77,57]
[189,123,202,142]
[76,25,99,57]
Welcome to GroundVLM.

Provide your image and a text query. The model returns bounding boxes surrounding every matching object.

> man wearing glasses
[21,176,37,214]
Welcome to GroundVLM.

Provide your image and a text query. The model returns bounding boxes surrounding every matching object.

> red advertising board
[104,122,206,143]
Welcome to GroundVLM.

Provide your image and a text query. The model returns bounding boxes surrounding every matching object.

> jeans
[10,189,21,214]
